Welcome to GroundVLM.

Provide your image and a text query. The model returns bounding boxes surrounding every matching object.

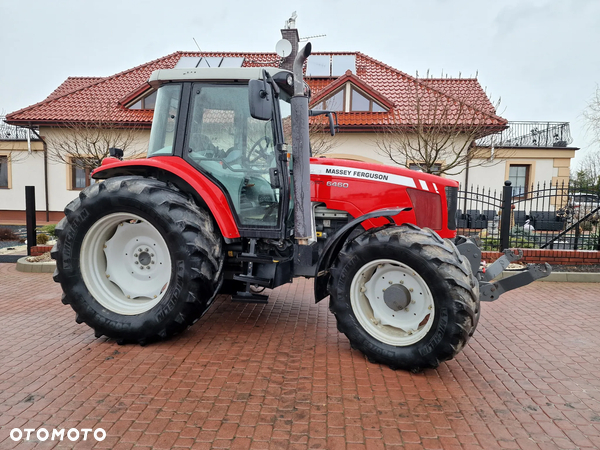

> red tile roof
[46,77,105,100]
[6,51,506,132]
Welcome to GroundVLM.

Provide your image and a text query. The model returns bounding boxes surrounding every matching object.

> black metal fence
[457,180,600,252]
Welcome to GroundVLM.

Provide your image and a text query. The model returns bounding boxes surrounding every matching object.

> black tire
[51,176,224,344]
[328,224,479,371]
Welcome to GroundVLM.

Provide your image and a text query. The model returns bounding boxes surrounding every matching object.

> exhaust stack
[291,43,313,245]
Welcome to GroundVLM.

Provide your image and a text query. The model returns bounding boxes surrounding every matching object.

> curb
[499,270,600,283]
[16,257,56,274]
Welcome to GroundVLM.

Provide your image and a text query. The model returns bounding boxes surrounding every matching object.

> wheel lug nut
[409,288,413,292]
[145,248,149,252]
[135,261,139,265]
[389,281,393,284]
[134,253,138,257]
[151,261,155,264]
[399,280,404,284]
[151,253,154,257]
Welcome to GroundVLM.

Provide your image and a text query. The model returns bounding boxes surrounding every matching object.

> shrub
[0,227,19,241]
[509,225,539,249]
[38,224,57,238]
[36,233,50,245]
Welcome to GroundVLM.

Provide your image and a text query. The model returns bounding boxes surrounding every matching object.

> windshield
[147,84,182,157]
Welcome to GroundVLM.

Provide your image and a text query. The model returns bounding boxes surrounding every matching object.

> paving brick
[1,266,600,449]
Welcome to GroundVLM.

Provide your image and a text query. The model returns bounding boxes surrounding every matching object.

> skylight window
[306,55,356,77]
[306,55,330,77]
[174,56,245,69]
[219,57,245,67]
[331,55,355,76]
[198,57,223,68]
[175,57,200,68]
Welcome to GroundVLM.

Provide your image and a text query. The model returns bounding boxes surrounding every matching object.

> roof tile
[6,51,506,130]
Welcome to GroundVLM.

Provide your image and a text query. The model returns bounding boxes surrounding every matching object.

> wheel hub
[136,250,152,267]
[351,259,435,346]
[383,284,411,311]
[80,213,172,315]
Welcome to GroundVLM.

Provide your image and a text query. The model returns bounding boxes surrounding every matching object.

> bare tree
[309,118,341,156]
[577,86,600,187]
[573,150,600,187]
[374,76,505,176]
[44,104,146,171]
[584,85,600,144]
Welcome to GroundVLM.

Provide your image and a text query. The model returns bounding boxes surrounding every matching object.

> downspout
[463,144,470,214]
[28,125,50,222]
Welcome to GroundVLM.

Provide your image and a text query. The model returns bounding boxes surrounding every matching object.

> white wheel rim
[80,213,171,315]
[350,258,435,346]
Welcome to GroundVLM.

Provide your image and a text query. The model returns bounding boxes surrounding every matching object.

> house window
[350,88,385,112]
[409,162,442,175]
[509,164,530,198]
[322,89,345,111]
[129,91,157,110]
[319,85,387,112]
[71,158,97,190]
[0,155,9,188]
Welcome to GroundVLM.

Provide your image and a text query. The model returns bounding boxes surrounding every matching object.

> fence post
[25,186,36,257]
[500,181,513,251]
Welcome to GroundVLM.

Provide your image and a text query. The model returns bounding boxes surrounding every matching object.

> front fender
[314,207,411,302]
[93,157,240,239]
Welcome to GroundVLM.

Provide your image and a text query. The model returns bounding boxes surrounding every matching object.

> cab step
[232,292,269,303]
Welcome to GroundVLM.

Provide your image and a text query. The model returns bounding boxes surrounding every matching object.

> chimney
[280,13,299,72]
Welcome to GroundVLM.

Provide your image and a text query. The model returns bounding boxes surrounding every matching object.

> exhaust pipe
[291,43,313,245]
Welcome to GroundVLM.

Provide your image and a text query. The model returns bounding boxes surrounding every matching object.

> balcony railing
[477,121,573,148]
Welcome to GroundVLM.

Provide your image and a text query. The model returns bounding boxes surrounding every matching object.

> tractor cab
[146,68,296,238]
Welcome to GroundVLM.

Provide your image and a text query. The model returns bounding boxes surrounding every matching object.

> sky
[1,0,598,167]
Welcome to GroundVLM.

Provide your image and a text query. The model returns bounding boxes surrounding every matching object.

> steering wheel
[247,137,273,165]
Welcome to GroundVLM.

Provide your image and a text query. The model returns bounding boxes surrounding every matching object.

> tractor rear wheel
[328,224,479,371]
[51,176,224,344]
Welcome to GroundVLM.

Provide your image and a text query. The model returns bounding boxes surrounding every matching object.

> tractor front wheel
[328,224,479,371]
[52,176,224,344]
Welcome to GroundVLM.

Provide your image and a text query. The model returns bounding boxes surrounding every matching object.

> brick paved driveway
[1,263,599,450]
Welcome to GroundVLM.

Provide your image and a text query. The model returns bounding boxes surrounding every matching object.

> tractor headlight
[286,74,293,86]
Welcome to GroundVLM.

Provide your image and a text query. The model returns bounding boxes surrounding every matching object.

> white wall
[0,149,46,211]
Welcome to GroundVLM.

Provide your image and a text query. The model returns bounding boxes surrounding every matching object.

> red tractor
[51,44,550,371]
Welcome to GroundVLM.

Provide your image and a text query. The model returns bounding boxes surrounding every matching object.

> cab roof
[148,67,289,87]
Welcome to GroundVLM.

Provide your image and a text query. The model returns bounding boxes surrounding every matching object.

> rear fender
[93,157,240,240]
[314,207,411,302]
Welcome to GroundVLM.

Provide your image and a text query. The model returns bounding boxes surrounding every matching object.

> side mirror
[109,147,124,160]
[248,79,272,121]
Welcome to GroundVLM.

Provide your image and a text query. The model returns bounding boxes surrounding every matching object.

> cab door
[183,83,286,238]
